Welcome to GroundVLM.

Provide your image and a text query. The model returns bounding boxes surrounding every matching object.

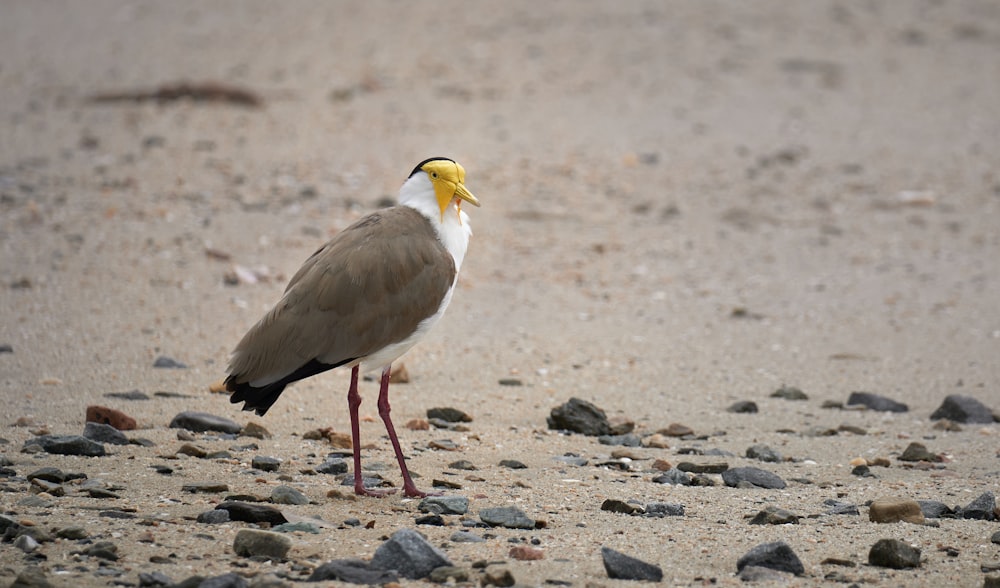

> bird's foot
[402,484,442,498]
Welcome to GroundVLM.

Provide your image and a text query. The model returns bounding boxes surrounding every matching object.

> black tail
[226,358,351,416]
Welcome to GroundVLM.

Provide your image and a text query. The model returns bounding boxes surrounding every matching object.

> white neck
[398,173,473,272]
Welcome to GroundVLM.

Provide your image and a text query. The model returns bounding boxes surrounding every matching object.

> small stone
[10,567,53,588]
[415,514,444,526]
[722,467,786,489]
[651,458,673,471]
[644,503,685,517]
[252,456,281,472]
[197,510,231,524]
[677,461,728,474]
[991,530,1000,545]
[480,506,535,529]
[930,394,995,424]
[215,500,288,526]
[369,528,452,579]
[932,419,963,432]
[750,506,800,525]
[838,424,868,435]
[869,497,925,524]
[497,378,522,386]
[509,545,544,560]
[651,468,692,485]
[196,573,248,588]
[600,546,663,581]
[388,363,409,383]
[270,485,309,505]
[917,500,953,519]
[427,407,472,422]
[177,443,208,458]
[659,422,694,437]
[316,457,348,475]
[499,459,527,469]
[183,481,229,493]
[308,559,398,584]
[272,521,320,534]
[85,405,138,430]
[746,444,782,463]
[727,400,759,413]
[14,534,39,553]
[736,541,805,575]
[428,566,469,583]
[481,569,516,587]
[771,386,808,400]
[642,434,671,449]
[169,411,242,434]
[153,355,187,369]
[868,538,921,569]
[241,422,272,439]
[898,442,940,462]
[547,397,611,436]
[105,389,150,401]
[824,499,860,516]
[233,529,292,559]
[959,491,996,520]
[22,435,106,457]
[418,496,469,515]
[56,526,89,540]
[552,455,588,467]
[852,464,873,477]
[450,530,485,543]
[83,422,130,445]
[601,499,644,515]
[598,433,641,446]
[81,541,119,561]
[846,392,908,412]
[138,571,173,587]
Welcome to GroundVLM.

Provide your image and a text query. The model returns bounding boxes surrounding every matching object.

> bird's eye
[431,172,439,179]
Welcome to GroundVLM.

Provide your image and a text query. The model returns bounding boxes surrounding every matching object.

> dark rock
[55,527,88,540]
[480,506,535,529]
[427,407,472,422]
[659,422,694,437]
[824,499,860,516]
[26,467,76,484]
[270,485,309,505]
[499,459,527,469]
[198,573,248,588]
[428,567,469,583]
[450,530,485,543]
[10,567,53,588]
[846,392,908,412]
[233,529,292,559]
[415,514,444,526]
[598,433,642,446]
[959,491,996,520]
[736,541,805,575]
[104,389,150,401]
[83,422,130,445]
[722,467,786,489]
[600,546,663,581]
[251,456,281,472]
[183,481,229,493]
[418,495,469,515]
[547,397,611,436]
[0,344,11,353]
[737,565,795,583]
[22,435,106,457]
[651,469,692,485]
[308,559,398,584]
[644,502,684,517]
[85,405,138,430]
[316,457,348,474]
[601,499,644,515]
[497,378,522,386]
[868,538,921,569]
[448,459,477,470]
[771,386,808,400]
[138,571,173,587]
[169,411,241,434]
[153,355,187,368]
[369,528,452,579]
[727,400,758,413]
[481,568,516,587]
[746,444,782,463]
[216,502,288,525]
[930,395,995,424]
[991,530,1000,545]
[898,442,940,462]
[749,506,800,525]
[851,464,873,477]
[677,461,728,474]
[197,509,231,524]
[81,541,119,561]
[918,500,953,519]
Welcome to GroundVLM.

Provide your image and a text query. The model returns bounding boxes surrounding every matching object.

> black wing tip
[408,157,455,179]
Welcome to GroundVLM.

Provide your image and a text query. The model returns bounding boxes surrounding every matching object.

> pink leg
[378,364,440,498]
[347,365,395,497]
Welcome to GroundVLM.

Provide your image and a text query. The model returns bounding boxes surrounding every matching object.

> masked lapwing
[225,157,479,497]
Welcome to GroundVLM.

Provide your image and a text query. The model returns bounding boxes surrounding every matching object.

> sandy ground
[2,1,1000,586]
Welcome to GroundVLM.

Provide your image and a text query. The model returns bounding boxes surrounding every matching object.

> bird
[224,157,479,497]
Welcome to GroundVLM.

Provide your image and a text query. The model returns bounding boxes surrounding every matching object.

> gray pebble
[480,506,536,529]
[959,491,996,520]
[868,538,921,569]
[183,481,230,493]
[152,355,187,368]
[233,529,292,559]
[450,530,485,543]
[651,468,692,486]
[991,530,1000,545]
[197,509,231,524]
[598,433,641,446]
[645,502,685,517]
[104,389,150,401]
[83,422,129,446]
[726,400,758,414]
[272,521,320,534]
[846,391,908,412]
[771,386,808,400]
[547,397,611,436]
[427,407,472,422]
[824,499,860,516]
[736,541,804,575]
[898,442,940,462]
[13,534,39,553]
[552,455,588,467]
[270,485,309,505]
[138,571,173,587]
[722,466,787,489]
[216,502,288,525]
[308,559,398,584]
[601,546,663,581]
[930,394,996,424]
[251,456,281,472]
[918,500,953,519]
[746,444,782,463]
[9,567,52,588]
[448,459,478,470]
[418,495,469,515]
[199,573,248,588]
[315,457,348,474]
[499,459,527,469]
[22,435,106,457]
[369,528,453,579]
[749,506,800,525]
[169,411,242,434]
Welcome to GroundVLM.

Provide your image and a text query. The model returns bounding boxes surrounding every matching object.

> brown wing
[226,207,456,386]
